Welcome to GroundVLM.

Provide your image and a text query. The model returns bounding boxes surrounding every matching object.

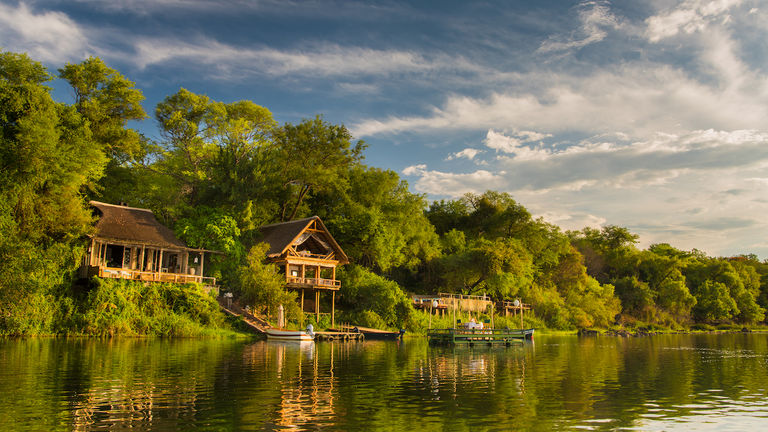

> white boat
[265,324,315,341]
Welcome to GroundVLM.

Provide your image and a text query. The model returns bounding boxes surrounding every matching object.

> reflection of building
[259,217,349,323]
[79,201,218,287]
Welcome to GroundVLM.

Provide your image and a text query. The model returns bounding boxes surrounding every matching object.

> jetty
[428,328,534,346]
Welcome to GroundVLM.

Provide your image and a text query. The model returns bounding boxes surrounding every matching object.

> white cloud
[130,37,486,80]
[484,129,552,161]
[353,61,768,139]
[0,2,89,62]
[402,166,504,197]
[538,1,622,53]
[645,0,744,42]
[404,128,768,255]
[446,148,482,161]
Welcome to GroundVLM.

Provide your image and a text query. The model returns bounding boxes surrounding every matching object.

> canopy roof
[90,201,189,250]
[258,216,349,264]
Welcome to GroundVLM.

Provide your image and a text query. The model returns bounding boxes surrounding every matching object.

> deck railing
[92,266,217,287]
[286,276,341,289]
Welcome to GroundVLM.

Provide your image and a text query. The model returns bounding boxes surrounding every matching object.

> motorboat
[265,324,315,341]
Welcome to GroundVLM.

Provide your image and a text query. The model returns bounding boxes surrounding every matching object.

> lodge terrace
[79,201,218,287]
[258,216,349,325]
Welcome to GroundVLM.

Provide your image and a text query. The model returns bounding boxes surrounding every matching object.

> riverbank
[1,278,250,338]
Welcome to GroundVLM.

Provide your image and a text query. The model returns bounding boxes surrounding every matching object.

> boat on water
[327,325,405,341]
[265,324,315,341]
[353,326,405,341]
[428,327,534,345]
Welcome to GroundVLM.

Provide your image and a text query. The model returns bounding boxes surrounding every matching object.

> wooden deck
[88,265,217,288]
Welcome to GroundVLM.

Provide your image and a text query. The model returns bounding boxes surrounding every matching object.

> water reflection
[0,335,767,430]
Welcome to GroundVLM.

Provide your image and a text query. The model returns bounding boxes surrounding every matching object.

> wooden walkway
[218,298,270,334]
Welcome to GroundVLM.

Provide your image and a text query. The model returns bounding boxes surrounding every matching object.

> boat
[265,324,315,341]
[353,326,405,341]
[428,327,534,345]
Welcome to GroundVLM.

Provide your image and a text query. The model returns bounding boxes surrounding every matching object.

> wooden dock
[428,328,534,346]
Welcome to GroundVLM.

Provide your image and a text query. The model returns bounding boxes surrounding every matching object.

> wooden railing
[92,266,216,287]
[286,276,341,289]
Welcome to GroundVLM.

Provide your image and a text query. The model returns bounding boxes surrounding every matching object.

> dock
[428,328,534,346]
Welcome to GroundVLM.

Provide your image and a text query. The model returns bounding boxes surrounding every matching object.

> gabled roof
[90,201,188,250]
[258,216,349,264]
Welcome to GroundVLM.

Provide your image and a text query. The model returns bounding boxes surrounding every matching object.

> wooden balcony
[87,266,217,288]
[286,276,341,290]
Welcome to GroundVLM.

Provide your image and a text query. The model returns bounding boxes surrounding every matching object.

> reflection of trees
[2,335,768,430]
[0,338,242,431]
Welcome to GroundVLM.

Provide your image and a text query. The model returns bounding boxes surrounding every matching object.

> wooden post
[331,291,335,328]
[453,298,457,329]
[491,303,495,329]
[315,290,320,322]
[200,251,205,278]
[429,301,433,330]
[139,246,145,271]
[301,290,305,313]
[520,304,524,329]
[88,238,95,266]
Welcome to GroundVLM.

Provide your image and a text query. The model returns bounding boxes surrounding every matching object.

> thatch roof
[90,201,189,250]
[258,216,349,264]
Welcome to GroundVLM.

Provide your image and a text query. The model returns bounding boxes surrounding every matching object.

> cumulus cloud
[538,1,622,53]
[446,148,482,161]
[645,0,744,42]
[402,128,768,255]
[0,2,89,62]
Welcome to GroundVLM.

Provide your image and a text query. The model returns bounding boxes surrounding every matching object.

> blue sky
[3,0,768,258]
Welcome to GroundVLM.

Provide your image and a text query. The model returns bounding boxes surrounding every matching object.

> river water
[1,334,767,431]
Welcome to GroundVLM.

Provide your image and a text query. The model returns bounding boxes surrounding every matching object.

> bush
[76,278,239,337]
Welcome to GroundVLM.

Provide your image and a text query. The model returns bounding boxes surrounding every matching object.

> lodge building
[79,201,218,287]
[258,216,348,324]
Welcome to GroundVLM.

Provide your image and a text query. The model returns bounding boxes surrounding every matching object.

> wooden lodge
[79,201,218,287]
[258,216,348,325]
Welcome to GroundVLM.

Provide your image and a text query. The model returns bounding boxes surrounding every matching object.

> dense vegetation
[2,50,767,336]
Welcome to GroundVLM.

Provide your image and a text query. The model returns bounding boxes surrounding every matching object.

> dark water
[1,334,767,431]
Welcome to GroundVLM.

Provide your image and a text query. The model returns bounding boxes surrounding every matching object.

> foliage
[78,278,237,337]
[338,265,415,330]
[4,50,768,335]
[237,243,302,322]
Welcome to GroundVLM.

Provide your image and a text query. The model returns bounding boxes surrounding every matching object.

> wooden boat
[353,326,405,340]
[265,325,315,341]
[428,327,534,345]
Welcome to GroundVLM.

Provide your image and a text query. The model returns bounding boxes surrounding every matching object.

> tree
[238,243,301,321]
[274,116,365,221]
[312,165,440,273]
[0,51,107,333]
[59,57,146,163]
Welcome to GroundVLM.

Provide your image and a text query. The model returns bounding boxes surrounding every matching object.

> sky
[2,0,768,258]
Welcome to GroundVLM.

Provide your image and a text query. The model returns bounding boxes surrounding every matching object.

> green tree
[0,51,107,333]
[313,166,440,273]
[237,243,301,321]
[274,116,365,221]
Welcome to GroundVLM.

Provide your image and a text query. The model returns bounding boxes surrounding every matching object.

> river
[1,334,767,431]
